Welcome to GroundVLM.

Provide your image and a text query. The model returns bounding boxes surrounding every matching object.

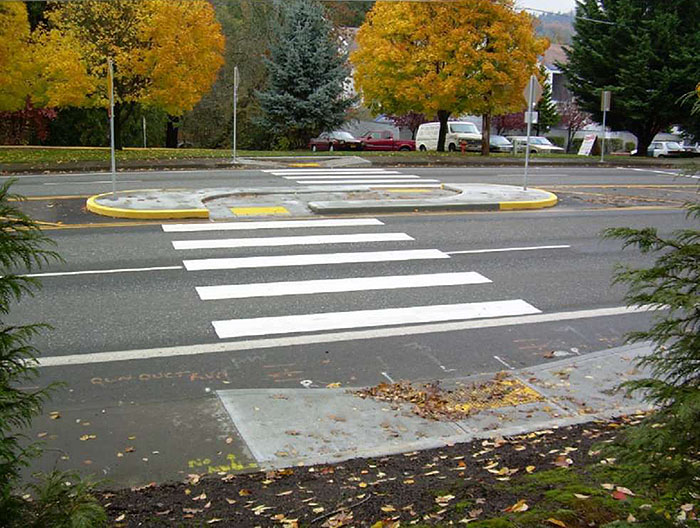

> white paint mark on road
[493,355,515,370]
[163,218,384,232]
[622,167,698,179]
[381,372,395,383]
[293,179,440,184]
[38,305,660,368]
[184,249,450,271]
[43,180,142,185]
[196,271,491,300]
[172,232,414,250]
[447,245,570,255]
[264,169,395,174]
[283,174,411,179]
[212,299,541,339]
[24,265,183,278]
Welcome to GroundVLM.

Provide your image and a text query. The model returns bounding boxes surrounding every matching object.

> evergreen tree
[534,66,559,136]
[603,201,699,490]
[561,0,700,157]
[256,0,353,149]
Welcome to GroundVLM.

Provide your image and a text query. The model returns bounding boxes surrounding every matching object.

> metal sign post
[522,74,542,191]
[142,116,147,148]
[232,66,239,163]
[107,58,116,199]
[600,90,611,163]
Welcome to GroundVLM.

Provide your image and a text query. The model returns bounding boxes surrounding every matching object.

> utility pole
[108,58,116,199]
[232,66,239,163]
[142,115,147,149]
[522,74,542,191]
[600,90,611,163]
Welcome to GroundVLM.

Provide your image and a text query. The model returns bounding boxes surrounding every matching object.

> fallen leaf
[187,474,201,485]
[115,514,125,522]
[225,437,233,444]
[125,447,135,453]
[526,465,536,473]
[616,486,636,496]
[276,490,293,496]
[380,505,397,512]
[627,514,637,523]
[207,520,222,525]
[504,499,529,513]
[573,493,590,499]
[601,483,615,490]
[49,411,61,420]
[225,498,236,505]
[182,507,203,514]
[612,490,628,501]
[238,489,251,496]
[79,434,97,441]
[469,508,483,518]
[192,492,207,501]
[547,518,567,527]
[326,382,341,388]
[553,455,573,467]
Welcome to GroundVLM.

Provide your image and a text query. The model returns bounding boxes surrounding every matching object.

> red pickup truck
[360,131,415,151]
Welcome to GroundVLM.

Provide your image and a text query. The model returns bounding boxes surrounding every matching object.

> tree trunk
[166,115,180,148]
[633,127,658,157]
[481,114,491,156]
[437,110,450,152]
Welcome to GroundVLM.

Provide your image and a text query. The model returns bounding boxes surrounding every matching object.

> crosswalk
[262,168,442,188]
[162,218,541,341]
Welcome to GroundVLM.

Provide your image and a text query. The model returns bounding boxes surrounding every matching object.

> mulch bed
[101,418,627,527]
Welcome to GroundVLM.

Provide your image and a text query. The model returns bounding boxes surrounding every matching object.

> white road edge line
[446,245,571,255]
[38,305,658,367]
[293,179,440,184]
[24,266,183,278]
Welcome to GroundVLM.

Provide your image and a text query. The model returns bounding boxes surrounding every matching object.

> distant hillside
[535,10,575,45]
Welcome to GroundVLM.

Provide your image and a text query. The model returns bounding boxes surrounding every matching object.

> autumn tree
[562,0,700,157]
[352,0,547,152]
[0,2,34,112]
[256,0,353,149]
[41,0,225,148]
[558,100,591,152]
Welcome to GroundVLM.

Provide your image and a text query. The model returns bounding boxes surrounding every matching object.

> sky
[517,0,577,14]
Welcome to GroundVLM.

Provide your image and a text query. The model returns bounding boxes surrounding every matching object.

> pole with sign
[142,116,147,148]
[232,66,239,163]
[522,74,542,190]
[107,58,116,199]
[600,90,611,163]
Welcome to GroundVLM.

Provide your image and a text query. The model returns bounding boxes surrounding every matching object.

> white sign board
[578,134,597,156]
[524,111,538,125]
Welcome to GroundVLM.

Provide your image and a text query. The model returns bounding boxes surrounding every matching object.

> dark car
[489,134,513,153]
[308,131,363,152]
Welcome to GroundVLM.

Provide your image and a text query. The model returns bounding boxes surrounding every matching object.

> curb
[499,189,558,210]
[86,193,209,220]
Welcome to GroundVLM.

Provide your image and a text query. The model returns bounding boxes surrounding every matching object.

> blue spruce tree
[257,0,353,149]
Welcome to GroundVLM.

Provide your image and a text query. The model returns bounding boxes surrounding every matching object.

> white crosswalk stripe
[212,300,541,339]
[196,271,491,300]
[264,168,442,188]
[161,216,542,341]
[172,232,413,250]
[183,249,450,271]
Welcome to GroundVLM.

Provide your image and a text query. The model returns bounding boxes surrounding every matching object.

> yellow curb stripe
[86,194,208,220]
[288,162,320,167]
[499,189,558,210]
[231,206,290,216]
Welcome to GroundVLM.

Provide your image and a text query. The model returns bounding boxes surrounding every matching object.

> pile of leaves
[354,373,543,421]
[100,417,698,527]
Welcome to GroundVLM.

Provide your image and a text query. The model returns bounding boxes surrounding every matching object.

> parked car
[415,121,481,151]
[359,130,415,151]
[308,131,363,152]
[489,134,513,153]
[679,142,700,157]
[507,136,565,154]
[648,140,684,158]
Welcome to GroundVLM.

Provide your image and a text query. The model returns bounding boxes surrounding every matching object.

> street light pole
[232,66,239,163]
[108,58,116,199]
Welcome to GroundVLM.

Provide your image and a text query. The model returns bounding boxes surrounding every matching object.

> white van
[415,121,482,151]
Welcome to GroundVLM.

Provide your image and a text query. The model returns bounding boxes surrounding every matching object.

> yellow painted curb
[231,206,290,216]
[499,189,558,210]
[86,193,209,220]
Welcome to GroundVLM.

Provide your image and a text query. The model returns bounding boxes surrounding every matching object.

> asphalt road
[11,165,697,488]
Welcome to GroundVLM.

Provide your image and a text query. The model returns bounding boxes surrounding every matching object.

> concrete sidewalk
[216,342,653,470]
[86,183,558,220]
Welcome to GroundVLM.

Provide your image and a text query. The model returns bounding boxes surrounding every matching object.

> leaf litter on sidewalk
[99,416,696,527]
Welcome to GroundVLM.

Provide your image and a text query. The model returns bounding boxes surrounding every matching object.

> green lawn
[1,145,695,166]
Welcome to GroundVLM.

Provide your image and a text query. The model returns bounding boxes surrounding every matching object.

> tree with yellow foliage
[41,0,225,148]
[0,2,36,111]
[351,0,547,152]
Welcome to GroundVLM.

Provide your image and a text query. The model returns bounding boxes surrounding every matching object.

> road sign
[601,90,611,112]
[524,111,538,125]
[523,75,543,108]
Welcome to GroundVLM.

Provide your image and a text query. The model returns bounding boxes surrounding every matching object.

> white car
[507,136,565,154]
[648,141,684,157]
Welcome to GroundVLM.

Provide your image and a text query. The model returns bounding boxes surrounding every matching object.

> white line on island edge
[38,305,658,367]
[24,265,183,278]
